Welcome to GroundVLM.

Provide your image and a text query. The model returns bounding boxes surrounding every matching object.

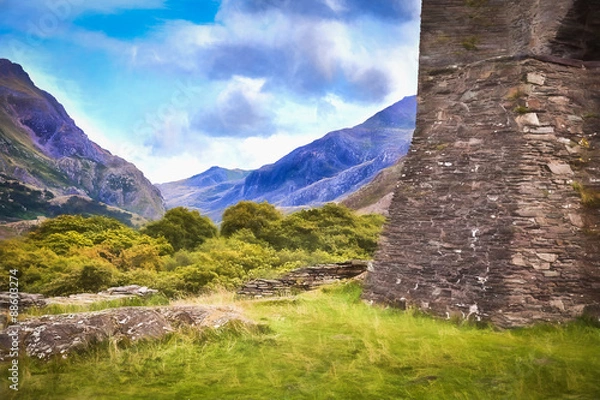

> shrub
[38,231,94,255]
[29,215,124,240]
[267,203,385,258]
[40,258,121,296]
[175,265,218,293]
[142,207,217,251]
[220,201,283,239]
[0,204,385,297]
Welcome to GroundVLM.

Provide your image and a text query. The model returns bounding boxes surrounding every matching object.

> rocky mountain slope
[340,158,404,216]
[159,96,416,221]
[0,59,165,223]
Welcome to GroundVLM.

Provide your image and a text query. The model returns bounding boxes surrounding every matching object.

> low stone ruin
[0,285,159,314]
[237,260,370,298]
[0,285,162,332]
[47,285,159,306]
[0,305,249,361]
[99,285,158,297]
[0,292,47,312]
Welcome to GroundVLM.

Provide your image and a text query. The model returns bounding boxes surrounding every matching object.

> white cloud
[70,28,133,55]
[122,132,317,183]
[323,0,348,14]
[192,75,274,137]
[126,2,420,101]
[9,0,165,17]
[218,76,269,106]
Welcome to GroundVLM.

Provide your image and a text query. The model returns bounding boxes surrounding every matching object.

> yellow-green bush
[0,204,385,297]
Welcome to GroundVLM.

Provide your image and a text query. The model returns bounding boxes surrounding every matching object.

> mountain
[159,96,416,221]
[340,158,405,215]
[157,166,251,221]
[0,59,165,223]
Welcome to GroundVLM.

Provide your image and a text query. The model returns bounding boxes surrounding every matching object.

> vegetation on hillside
[2,282,599,399]
[0,174,139,225]
[0,202,385,297]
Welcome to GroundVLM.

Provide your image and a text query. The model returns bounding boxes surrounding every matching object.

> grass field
[2,282,600,399]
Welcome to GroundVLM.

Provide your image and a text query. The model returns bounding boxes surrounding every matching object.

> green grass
[2,282,600,399]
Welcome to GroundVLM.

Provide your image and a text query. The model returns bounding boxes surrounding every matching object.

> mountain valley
[0,58,416,226]
[159,96,416,221]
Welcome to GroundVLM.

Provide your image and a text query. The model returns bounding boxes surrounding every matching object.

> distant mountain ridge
[0,59,165,223]
[159,96,416,221]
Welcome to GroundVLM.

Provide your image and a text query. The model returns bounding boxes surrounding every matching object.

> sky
[0,0,421,183]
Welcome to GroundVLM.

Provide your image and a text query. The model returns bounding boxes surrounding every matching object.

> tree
[220,201,283,239]
[142,207,217,251]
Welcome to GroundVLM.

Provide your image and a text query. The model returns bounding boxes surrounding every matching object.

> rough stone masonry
[365,0,600,327]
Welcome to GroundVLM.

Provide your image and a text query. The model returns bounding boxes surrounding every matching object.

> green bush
[266,203,385,258]
[29,215,124,240]
[220,201,283,239]
[0,203,384,297]
[175,265,218,293]
[142,207,217,251]
[40,257,121,296]
[38,231,94,255]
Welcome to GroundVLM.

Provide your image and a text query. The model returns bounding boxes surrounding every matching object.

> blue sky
[0,0,421,183]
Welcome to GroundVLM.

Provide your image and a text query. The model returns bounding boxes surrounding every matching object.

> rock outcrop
[365,0,600,327]
[0,305,248,360]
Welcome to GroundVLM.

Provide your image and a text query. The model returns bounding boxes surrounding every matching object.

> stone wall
[238,261,369,298]
[365,0,600,327]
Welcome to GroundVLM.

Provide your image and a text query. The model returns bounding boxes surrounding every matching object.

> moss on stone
[573,182,600,208]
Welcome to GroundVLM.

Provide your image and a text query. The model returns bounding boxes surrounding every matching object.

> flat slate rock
[0,305,249,360]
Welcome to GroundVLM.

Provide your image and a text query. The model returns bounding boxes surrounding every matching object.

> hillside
[340,159,404,215]
[159,96,416,221]
[0,59,165,222]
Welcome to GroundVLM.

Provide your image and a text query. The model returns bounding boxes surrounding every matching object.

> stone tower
[364,0,600,327]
